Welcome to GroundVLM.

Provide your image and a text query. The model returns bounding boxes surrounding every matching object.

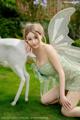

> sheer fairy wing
[48,7,80,66]
[48,7,75,45]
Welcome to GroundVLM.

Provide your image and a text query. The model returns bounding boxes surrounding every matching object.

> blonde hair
[23,23,46,43]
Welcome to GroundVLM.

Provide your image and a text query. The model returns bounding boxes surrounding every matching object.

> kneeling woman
[24,23,80,117]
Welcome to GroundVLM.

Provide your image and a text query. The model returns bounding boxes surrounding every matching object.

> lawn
[0,64,79,120]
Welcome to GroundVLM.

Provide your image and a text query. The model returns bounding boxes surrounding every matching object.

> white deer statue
[0,38,35,106]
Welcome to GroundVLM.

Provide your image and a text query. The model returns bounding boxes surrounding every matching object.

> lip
[33,45,39,48]
[33,44,37,46]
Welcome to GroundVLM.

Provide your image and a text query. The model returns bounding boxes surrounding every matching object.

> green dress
[31,55,80,96]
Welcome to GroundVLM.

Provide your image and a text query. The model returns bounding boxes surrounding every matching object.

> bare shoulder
[43,43,59,60]
[44,44,56,54]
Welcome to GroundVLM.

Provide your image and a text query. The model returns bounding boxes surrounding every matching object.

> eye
[34,36,38,39]
[29,38,32,41]
[28,38,32,41]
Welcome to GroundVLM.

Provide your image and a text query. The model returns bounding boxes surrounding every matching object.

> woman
[24,23,80,117]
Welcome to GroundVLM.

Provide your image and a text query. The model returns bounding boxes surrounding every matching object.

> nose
[32,39,35,44]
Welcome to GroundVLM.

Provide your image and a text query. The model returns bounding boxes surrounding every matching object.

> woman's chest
[38,62,57,77]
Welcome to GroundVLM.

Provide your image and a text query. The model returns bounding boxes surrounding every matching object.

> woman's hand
[60,95,72,110]
[25,41,31,52]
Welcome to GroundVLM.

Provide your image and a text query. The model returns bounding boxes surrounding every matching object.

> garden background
[0,0,80,120]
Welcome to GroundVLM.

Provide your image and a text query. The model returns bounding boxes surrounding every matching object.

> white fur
[0,38,35,106]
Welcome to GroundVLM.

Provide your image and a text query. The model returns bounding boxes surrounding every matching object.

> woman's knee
[41,96,49,105]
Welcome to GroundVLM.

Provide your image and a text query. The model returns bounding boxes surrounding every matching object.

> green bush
[72,39,80,47]
[0,0,23,38]
[0,18,22,38]
[0,0,18,18]
[68,4,80,40]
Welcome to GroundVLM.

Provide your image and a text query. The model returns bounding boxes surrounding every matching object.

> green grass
[0,64,79,120]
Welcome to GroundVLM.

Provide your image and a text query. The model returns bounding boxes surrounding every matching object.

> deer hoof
[11,101,16,106]
[25,98,28,102]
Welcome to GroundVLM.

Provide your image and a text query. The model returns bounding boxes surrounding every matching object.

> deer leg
[23,67,30,102]
[11,66,25,106]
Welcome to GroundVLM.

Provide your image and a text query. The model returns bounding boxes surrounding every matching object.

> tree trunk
[57,0,63,12]
[15,0,27,13]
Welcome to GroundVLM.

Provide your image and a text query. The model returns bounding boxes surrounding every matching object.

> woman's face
[25,32,42,49]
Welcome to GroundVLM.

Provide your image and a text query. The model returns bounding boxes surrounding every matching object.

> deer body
[0,38,31,106]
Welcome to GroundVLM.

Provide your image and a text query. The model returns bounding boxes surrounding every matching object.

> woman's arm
[46,45,65,97]
[45,44,71,110]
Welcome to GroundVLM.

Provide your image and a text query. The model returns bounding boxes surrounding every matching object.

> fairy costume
[31,7,80,96]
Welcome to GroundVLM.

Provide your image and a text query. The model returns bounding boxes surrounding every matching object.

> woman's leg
[61,91,80,117]
[41,86,60,105]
